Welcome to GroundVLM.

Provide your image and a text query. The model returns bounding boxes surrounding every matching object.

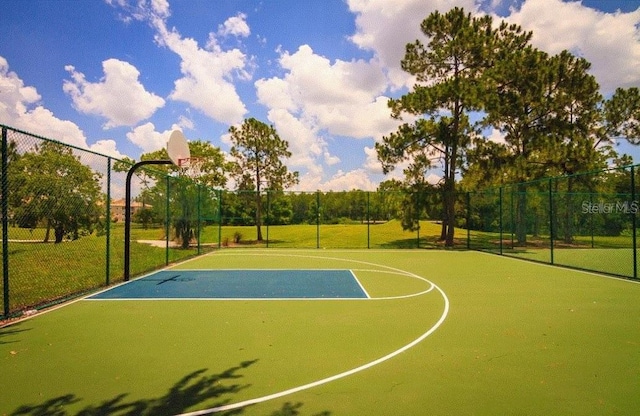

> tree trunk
[255,192,263,242]
[445,130,459,247]
[516,185,527,245]
[181,221,191,249]
[54,225,64,244]
[444,188,456,246]
[174,218,192,249]
[44,220,51,243]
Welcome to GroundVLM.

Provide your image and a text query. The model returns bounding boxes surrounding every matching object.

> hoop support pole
[125,160,173,281]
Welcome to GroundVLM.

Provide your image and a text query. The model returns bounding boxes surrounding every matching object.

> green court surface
[2,250,639,415]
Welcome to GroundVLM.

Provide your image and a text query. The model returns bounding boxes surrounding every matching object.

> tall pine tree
[377,8,531,246]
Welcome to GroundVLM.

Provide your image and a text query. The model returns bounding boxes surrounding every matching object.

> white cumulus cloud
[218,13,251,38]
[88,139,127,160]
[255,44,402,190]
[319,169,378,191]
[148,6,250,124]
[347,0,478,89]
[63,58,165,129]
[504,0,640,93]
[106,0,251,125]
[127,122,178,153]
[0,56,88,148]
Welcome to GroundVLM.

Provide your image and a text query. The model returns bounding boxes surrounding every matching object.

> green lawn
[206,220,444,248]
[2,250,638,415]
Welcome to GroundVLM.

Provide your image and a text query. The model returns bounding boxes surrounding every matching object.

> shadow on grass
[9,359,331,416]
[376,236,470,249]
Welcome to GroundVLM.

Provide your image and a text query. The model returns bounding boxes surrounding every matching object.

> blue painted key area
[88,269,368,299]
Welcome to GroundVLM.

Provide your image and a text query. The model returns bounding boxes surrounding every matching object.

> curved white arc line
[177,281,450,416]
[375,285,434,300]
[211,252,435,290]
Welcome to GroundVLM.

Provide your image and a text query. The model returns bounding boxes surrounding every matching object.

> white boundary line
[176,252,449,415]
[476,250,640,285]
[350,269,371,298]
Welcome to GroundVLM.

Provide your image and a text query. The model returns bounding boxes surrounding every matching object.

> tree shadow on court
[10,360,257,416]
[267,402,331,416]
[9,359,332,416]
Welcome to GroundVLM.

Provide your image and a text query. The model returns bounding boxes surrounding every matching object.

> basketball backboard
[167,130,190,167]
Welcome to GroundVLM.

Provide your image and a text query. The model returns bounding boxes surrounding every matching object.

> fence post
[416,191,420,249]
[218,189,222,249]
[589,193,595,248]
[499,187,503,255]
[2,126,9,316]
[510,188,515,247]
[316,191,320,249]
[105,157,111,285]
[632,166,637,279]
[367,191,370,249]
[266,191,270,249]
[197,184,201,255]
[165,175,170,266]
[466,192,471,249]
[549,178,554,265]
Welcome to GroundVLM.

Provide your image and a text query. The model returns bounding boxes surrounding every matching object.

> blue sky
[1,0,640,192]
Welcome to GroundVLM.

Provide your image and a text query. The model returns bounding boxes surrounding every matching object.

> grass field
[207,220,443,249]
[2,249,639,415]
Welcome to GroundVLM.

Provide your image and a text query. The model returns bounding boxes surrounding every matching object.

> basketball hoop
[167,130,204,181]
[177,156,206,182]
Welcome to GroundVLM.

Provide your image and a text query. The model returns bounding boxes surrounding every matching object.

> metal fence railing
[466,165,640,279]
[1,124,638,319]
[0,125,211,319]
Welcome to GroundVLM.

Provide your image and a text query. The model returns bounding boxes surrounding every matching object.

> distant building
[110,199,150,222]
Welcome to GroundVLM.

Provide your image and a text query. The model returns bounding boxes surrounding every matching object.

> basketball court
[3,249,639,415]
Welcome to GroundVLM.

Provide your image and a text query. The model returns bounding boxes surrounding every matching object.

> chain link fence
[0,125,212,318]
[216,189,428,249]
[467,165,640,278]
[2,124,638,319]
